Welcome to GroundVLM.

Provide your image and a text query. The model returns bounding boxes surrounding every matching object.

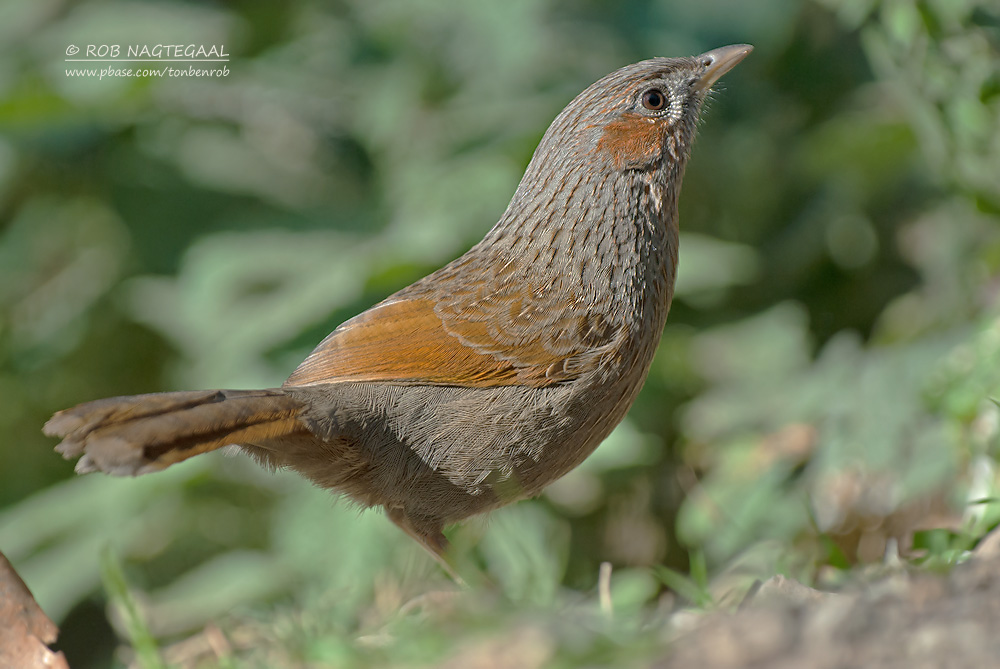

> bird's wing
[284,267,618,389]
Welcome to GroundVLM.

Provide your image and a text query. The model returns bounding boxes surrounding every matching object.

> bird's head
[528,44,753,179]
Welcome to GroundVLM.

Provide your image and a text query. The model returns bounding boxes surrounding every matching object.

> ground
[4,530,1000,668]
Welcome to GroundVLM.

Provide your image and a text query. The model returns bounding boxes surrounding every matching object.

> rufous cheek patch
[595,113,667,170]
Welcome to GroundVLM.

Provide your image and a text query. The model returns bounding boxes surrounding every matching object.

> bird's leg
[386,508,465,586]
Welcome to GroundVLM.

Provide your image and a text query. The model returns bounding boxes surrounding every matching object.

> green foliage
[1,0,999,665]
[654,550,714,609]
[100,548,165,669]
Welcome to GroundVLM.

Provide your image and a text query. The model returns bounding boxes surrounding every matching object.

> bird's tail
[44,389,305,476]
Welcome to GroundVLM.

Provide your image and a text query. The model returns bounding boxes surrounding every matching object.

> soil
[5,531,1000,668]
[657,529,1000,668]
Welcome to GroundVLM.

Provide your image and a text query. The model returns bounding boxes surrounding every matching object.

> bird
[45,45,752,574]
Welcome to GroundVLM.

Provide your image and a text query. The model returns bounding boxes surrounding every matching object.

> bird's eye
[641,88,667,111]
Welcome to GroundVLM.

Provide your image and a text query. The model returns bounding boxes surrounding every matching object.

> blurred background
[1,0,998,666]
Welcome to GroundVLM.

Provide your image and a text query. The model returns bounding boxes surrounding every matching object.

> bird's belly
[287,350,654,523]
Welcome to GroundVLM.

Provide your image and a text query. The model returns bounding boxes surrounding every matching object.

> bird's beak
[693,44,753,92]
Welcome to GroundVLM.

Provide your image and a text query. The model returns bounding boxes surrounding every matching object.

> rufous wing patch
[284,294,619,389]
[285,298,530,388]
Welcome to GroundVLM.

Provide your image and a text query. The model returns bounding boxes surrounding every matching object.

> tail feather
[44,389,305,476]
